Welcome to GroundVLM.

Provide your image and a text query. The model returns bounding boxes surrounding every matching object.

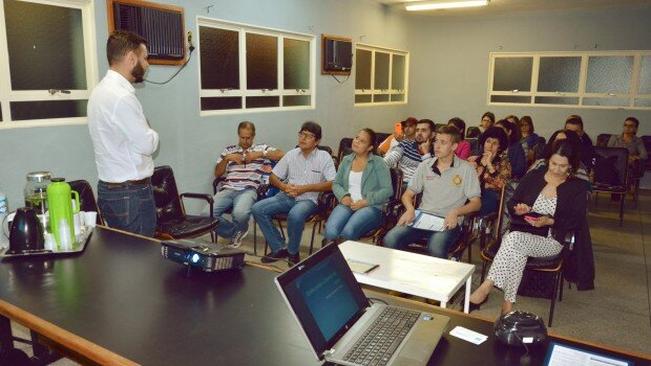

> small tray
[0,226,94,259]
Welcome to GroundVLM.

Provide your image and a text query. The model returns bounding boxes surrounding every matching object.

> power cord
[331,74,351,84]
[145,31,196,85]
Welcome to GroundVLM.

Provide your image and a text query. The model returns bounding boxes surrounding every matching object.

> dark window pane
[355,95,372,104]
[492,57,533,92]
[391,94,405,102]
[10,100,87,121]
[355,49,371,90]
[246,33,277,90]
[638,56,651,94]
[490,95,531,103]
[246,96,279,108]
[201,97,242,111]
[374,52,390,90]
[5,0,86,90]
[283,95,310,107]
[582,97,629,106]
[635,98,651,107]
[538,57,580,93]
[374,94,389,102]
[586,56,632,94]
[283,39,309,90]
[534,96,579,105]
[199,26,239,90]
[391,54,406,90]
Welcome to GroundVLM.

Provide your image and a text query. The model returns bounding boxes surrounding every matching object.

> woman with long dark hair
[495,119,527,179]
[468,127,511,215]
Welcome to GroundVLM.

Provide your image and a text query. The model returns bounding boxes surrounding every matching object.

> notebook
[275,243,450,366]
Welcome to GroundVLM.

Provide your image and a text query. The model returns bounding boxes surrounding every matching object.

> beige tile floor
[10,189,651,363]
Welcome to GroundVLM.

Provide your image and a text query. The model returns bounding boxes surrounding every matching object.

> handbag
[509,213,549,237]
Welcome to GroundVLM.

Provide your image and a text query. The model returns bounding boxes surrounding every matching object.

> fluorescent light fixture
[405,0,488,11]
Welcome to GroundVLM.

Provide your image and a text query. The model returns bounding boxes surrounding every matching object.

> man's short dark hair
[107,30,148,66]
[237,121,256,135]
[565,114,584,129]
[300,121,322,140]
[417,119,435,132]
[401,117,418,128]
[436,125,461,143]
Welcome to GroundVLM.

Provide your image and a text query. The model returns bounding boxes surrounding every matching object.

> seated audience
[377,117,418,155]
[505,114,519,125]
[252,121,336,266]
[448,117,471,160]
[384,119,434,185]
[470,140,588,316]
[468,127,511,215]
[479,111,495,133]
[529,129,590,183]
[565,114,595,171]
[212,121,284,247]
[495,119,527,179]
[382,126,481,258]
[518,115,544,163]
[608,116,647,164]
[325,129,393,242]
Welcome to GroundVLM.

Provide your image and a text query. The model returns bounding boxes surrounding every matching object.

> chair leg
[309,221,318,255]
[558,272,564,302]
[210,230,216,243]
[548,272,561,327]
[277,220,286,240]
[253,221,258,256]
[619,193,625,226]
[480,261,487,283]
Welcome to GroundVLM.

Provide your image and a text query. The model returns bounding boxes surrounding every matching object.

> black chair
[642,135,651,171]
[151,165,218,242]
[479,180,580,327]
[337,138,353,163]
[466,126,481,139]
[592,146,629,225]
[69,180,104,225]
[374,132,391,150]
[596,133,612,147]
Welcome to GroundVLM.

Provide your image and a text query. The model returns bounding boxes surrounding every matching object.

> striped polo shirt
[272,147,337,203]
[217,143,276,191]
[383,139,431,183]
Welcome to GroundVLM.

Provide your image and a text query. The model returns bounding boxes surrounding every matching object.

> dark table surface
[0,227,648,366]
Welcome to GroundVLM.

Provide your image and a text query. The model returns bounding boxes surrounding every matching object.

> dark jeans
[383,225,461,258]
[97,181,157,237]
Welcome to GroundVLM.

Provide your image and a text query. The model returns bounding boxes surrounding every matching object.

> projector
[161,239,245,272]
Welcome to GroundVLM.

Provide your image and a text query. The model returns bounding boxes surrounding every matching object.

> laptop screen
[275,244,369,359]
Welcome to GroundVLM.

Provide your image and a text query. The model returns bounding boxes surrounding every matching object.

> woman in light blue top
[325,128,393,242]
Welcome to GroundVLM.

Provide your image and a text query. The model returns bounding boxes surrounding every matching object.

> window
[0,0,97,128]
[198,18,315,114]
[488,51,651,110]
[355,44,409,106]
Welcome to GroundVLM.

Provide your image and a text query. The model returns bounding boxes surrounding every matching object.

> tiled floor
[9,189,651,363]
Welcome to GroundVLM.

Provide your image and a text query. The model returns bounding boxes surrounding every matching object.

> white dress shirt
[272,148,336,203]
[87,70,159,183]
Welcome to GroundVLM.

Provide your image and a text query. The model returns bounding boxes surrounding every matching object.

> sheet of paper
[449,326,487,345]
[346,259,379,274]
[410,210,445,232]
[545,343,631,366]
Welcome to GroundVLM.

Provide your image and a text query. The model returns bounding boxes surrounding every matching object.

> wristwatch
[263,149,268,158]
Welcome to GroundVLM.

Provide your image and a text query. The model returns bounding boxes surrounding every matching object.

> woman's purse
[509,212,549,237]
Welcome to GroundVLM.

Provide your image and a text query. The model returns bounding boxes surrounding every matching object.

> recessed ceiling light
[405,0,489,11]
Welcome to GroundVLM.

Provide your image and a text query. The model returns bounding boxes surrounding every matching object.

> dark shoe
[261,249,289,263]
[288,253,300,267]
[469,296,489,312]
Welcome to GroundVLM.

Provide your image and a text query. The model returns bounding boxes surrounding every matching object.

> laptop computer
[275,243,450,366]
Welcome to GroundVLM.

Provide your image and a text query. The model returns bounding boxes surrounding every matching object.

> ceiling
[379,0,651,16]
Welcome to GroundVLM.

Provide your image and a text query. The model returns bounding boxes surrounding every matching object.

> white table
[339,241,475,313]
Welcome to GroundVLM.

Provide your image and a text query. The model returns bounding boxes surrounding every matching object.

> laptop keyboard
[343,307,420,366]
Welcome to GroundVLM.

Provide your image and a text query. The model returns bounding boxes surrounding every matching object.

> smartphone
[394,122,402,135]
[524,212,543,222]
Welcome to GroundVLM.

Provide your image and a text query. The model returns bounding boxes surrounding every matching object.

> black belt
[101,178,151,189]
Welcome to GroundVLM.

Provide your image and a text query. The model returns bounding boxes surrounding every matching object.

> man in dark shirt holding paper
[383,126,481,258]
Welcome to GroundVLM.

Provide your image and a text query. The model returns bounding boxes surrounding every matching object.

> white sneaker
[228,229,249,248]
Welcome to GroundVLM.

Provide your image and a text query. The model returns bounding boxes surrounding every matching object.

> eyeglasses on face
[298,131,316,140]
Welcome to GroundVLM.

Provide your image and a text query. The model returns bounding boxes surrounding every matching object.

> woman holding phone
[469,140,587,317]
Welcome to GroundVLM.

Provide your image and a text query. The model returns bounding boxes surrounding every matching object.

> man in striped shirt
[213,121,284,247]
[252,121,336,266]
[384,119,435,184]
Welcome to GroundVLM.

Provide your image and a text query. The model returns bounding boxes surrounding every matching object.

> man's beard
[131,62,145,83]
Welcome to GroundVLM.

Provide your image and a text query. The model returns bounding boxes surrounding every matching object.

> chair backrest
[151,165,184,224]
[389,168,403,202]
[337,138,353,162]
[374,132,391,149]
[495,180,517,243]
[593,146,629,187]
[466,126,481,139]
[596,133,612,147]
[68,180,104,225]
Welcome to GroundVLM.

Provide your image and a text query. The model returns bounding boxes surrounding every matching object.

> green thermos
[47,178,79,250]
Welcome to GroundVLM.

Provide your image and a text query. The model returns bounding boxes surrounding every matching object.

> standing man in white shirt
[87,31,159,236]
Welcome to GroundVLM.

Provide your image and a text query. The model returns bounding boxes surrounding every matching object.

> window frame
[354,43,409,107]
[0,0,98,129]
[196,16,316,116]
[487,50,651,110]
